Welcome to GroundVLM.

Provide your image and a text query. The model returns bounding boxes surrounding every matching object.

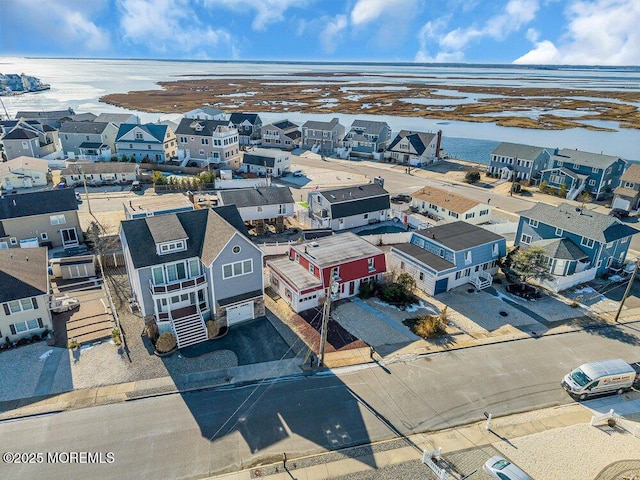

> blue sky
[1,0,638,65]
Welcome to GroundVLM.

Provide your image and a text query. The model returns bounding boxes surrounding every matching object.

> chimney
[435,130,442,159]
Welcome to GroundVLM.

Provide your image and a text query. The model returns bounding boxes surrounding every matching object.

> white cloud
[213,0,304,31]
[320,15,348,54]
[350,0,419,27]
[526,28,539,42]
[4,0,111,53]
[118,0,233,58]
[514,0,640,65]
[416,0,539,62]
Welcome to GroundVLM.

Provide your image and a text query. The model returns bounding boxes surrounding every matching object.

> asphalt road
[2,324,639,479]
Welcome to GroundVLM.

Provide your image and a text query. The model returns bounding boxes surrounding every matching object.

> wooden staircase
[170,305,208,348]
[469,272,492,290]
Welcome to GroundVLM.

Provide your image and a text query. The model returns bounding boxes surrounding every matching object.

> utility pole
[318,270,339,367]
[79,167,92,216]
[510,156,517,196]
[614,259,639,322]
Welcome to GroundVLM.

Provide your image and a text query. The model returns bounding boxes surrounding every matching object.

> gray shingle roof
[415,221,504,251]
[2,128,37,140]
[318,184,390,219]
[59,121,111,134]
[120,206,246,269]
[302,117,341,130]
[0,247,49,303]
[218,187,294,209]
[518,202,640,243]
[387,130,436,155]
[553,148,623,169]
[349,119,389,135]
[267,257,322,291]
[392,242,454,272]
[242,148,287,168]
[229,113,261,125]
[491,142,547,160]
[174,118,231,136]
[94,113,137,124]
[531,238,589,261]
[145,215,188,244]
[0,189,78,220]
[271,120,298,131]
[15,109,74,120]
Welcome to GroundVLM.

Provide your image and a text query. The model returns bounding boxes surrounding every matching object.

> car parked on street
[390,194,412,204]
[483,456,532,480]
[292,169,304,177]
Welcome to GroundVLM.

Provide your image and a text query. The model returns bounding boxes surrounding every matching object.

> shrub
[539,180,547,193]
[464,171,481,184]
[559,183,568,198]
[206,320,220,339]
[380,282,415,305]
[358,281,377,299]
[155,333,177,353]
[145,322,159,344]
[112,328,121,345]
[548,186,557,196]
[67,338,79,349]
[406,314,446,338]
[396,272,416,293]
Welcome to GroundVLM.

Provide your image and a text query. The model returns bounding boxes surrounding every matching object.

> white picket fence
[591,408,640,437]
[258,241,295,256]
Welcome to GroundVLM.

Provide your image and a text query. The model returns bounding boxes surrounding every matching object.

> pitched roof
[120,207,247,269]
[518,202,640,243]
[0,247,49,303]
[185,106,225,117]
[290,232,384,268]
[317,184,390,219]
[61,163,138,175]
[0,156,49,176]
[302,117,341,130]
[219,186,294,208]
[174,118,231,136]
[269,120,298,131]
[229,113,261,125]
[242,148,288,167]
[411,186,482,214]
[392,242,454,272]
[15,109,74,120]
[552,148,623,169]
[350,119,389,134]
[2,128,37,140]
[116,123,168,142]
[491,142,547,160]
[145,214,188,244]
[531,238,589,261]
[65,113,97,122]
[621,163,640,183]
[0,189,78,219]
[415,221,503,251]
[94,113,138,124]
[387,130,436,155]
[59,121,111,134]
[267,257,322,291]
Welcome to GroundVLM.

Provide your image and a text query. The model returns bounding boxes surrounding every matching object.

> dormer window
[135,132,143,140]
[158,240,186,255]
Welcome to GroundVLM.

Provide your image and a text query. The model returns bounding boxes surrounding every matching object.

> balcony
[149,274,206,295]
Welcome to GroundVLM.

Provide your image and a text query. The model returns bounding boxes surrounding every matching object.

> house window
[529,219,538,227]
[521,234,532,245]
[309,263,314,274]
[479,209,489,216]
[12,318,41,334]
[135,132,143,140]
[232,245,241,254]
[199,149,205,155]
[7,298,36,314]
[152,267,164,285]
[10,237,18,246]
[166,262,187,282]
[439,248,445,258]
[368,258,375,271]
[592,167,599,173]
[606,241,614,248]
[464,251,472,265]
[331,267,341,280]
[222,259,253,279]
[257,206,263,212]
[589,179,596,186]
[555,228,563,236]
[50,214,66,225]
[364,213,368,219]
[581,237,595,248]
[40,233,48,240]
[419,272,424,281]
[492,243,499,257]
[201,138,209,145]
[465,212,475,219]
[188,258,200,277]
[621,237,628,244]
[159,241,185,254]
[400,261,405,270]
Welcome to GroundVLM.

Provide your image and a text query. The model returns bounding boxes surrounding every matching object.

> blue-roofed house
[515,202,639,290]
[385,130,442,167]
[540,148,627,200]
[488,142,551,183]
[115,123,177,163]
[389,221,506,295]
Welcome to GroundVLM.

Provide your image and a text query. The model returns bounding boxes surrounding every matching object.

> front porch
[157,304,208,349]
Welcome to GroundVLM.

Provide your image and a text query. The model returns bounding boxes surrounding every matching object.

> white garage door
[612,197,631,211]
[226,301,254,326]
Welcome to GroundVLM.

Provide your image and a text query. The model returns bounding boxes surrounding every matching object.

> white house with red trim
[267,232,386,312]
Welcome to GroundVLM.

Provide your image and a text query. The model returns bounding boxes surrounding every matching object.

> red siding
[320,253,387,287]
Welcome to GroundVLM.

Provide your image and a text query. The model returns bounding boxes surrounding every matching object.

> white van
[562,359,637,400]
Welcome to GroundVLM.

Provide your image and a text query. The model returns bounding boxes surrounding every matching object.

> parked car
[390,194,412,204]
[483,456,532,480]
[50,296,80,313]
[131,181,142,191]
[292,169,304,177]
[75,192,83,203]
[609,208,629,219]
